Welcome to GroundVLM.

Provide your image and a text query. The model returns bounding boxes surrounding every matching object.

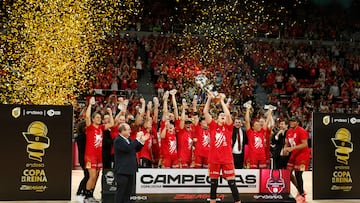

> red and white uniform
[246,128,267,169]
[137,128,153,162]
[109,124,119,155]
[177,127,194,168]
[208,120,234,178]
[85,124,105,169]
[194,124,210,168]
[264,128,272,167]
[286,126,311,171]
[161,131,179,168]
[150,123,160,165]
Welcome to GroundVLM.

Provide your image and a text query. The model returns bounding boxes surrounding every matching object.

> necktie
[237,129,241,151]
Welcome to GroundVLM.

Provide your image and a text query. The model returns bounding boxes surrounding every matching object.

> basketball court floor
[0,170,358,203]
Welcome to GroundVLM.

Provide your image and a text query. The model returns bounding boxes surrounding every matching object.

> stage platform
[101,193,295,203]
[0,170,359,203]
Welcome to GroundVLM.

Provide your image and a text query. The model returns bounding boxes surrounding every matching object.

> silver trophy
[195,74,219,97]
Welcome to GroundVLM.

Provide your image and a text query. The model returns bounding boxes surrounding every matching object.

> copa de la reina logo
[20,121,50,192]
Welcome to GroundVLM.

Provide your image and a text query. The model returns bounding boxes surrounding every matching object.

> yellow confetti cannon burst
[0,0,141,105]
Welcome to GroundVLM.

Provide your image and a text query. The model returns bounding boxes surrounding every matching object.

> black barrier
[101,168,295,203]
[313,112,360,199]
[102,168,117,203]
[101,168,137,203]
[0,104,73,201]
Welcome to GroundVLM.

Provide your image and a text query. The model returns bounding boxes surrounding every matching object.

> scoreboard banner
[0,104,73,201]
[313,112,360,199]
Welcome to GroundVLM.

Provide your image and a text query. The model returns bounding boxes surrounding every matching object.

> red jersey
[161,131,178,158]
[264,128,272,160]
[137,128,153,161]
[286,126,311,157]
[160,120,166,158]
[246,128,266,157]
[177,127,194,162]
[208,120,233,164]
[85,124,105,157]
[150,123,160,163]
[194,124,210,157]
[107,124,119,155]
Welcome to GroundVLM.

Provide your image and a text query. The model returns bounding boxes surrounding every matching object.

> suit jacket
[270,129,288,157]
[113,135,144,175]
[231,127,248,154]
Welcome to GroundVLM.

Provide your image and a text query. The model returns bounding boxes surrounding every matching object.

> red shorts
[178,155,192,168]
[85,148,102,169]
[208,163,235,179]
[287,152,310,171]
[162,156,179,168]
[194,155,208,168]
[245,154,267,169]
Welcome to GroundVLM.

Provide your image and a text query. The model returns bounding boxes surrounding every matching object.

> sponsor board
[136,169,259,194]
[0,104,73,200]
[313,113,360,199]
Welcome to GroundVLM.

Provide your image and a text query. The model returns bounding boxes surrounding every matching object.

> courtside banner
[313,112,360,199]
[0,104,73,200]
[136,169,259,194]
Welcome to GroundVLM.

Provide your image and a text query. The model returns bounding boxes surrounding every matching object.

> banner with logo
[313,112,360,199]
[136,169,259,194]
[0,104,73,200]
[114,168,292,202]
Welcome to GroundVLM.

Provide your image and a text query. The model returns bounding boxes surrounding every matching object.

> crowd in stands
[76,35,360,169]
[81,34,360,132]
[121,0,360,41]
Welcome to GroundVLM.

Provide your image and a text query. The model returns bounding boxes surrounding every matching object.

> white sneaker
[84,197,100,203]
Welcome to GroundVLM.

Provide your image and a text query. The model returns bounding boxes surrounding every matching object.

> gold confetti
[0,0,141,105]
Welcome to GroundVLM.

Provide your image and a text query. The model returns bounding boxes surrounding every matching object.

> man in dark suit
[113,123,149,203]
[270,119,289,169]
[232,118,248,169]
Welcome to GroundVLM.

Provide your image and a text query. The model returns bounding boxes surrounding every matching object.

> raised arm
[146,101,153,121]
[179,99,188,129]
[135,97,146,126]
[170,89,179,120]
[161,91,169,122]
[104,108,114,130]
[160,122,168,139]
[203,92,213,124]
[192,97,199,126]
[153,97,160,124]
[245,107,251,131]
[263,109,274,130]
[85,97,95,127]
[220,93,232,125]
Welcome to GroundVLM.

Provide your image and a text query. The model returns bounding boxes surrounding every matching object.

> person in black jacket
[75,119,89,196]
[113,123,150,203]
[231,118,248,169]
[270,119,290,169]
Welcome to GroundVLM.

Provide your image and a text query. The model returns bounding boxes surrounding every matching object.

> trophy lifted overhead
[194,74,219,97]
